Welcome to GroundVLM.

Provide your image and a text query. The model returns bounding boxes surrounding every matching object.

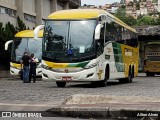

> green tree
[115,8,137,26]
[0,17,27,70]
[16,16,26,31]
[0,23,5,54]
[0,23,5,42]
[115,8,126,21]
[0,22,16,70]
[152,0,158,3]
[4,22,17,41]
[125,15,137,26]
[128,1,134,6]
[121,5,126,9]
[158,13,160,24]
[136,2,140,10]
[137,15,157,25]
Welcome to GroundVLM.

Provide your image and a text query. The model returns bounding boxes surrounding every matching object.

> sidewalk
[0,71,11,78]
[0,71,19,80]
[47,94,160,119]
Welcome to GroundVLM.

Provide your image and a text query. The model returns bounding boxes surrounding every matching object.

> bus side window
[96,24,105,55]
[130,32,138,47]
[113,22,122,42]
[105,20,114,42]
[125,31,138,47]
[100,24,105,47]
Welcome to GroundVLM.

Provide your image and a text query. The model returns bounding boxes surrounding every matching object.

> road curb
[47,104,160,119]
[46,94,160,119]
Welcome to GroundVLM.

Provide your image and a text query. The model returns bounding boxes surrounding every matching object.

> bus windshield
[43,20,97,62]
[145,44,160,61]
[11,38,42,62]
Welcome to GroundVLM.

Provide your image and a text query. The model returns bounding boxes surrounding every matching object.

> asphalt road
[0,73,160,119]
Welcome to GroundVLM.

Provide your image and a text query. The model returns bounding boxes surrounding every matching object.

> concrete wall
[23,0,36,16]
[42,0,50,19]
[25,20,35,29]
[0,0,16,9]
[0,13,17,26]
[57,4,63,11]
[0,0,17,26]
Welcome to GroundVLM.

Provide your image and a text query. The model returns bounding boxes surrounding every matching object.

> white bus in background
[144,42,160,76]
[5,30,43,78]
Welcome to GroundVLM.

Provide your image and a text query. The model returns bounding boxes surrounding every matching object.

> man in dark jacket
[21,52,30,83]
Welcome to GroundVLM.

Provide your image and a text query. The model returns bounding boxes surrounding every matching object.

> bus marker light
[62,77,72,81]
[64,69,69,73]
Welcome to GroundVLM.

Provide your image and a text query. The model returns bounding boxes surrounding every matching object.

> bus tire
[150,73,155,76]
[127,66,133,83]
[119,78,125,83]
[120,66,132,83]
[132,66,134,78]
[99,65,109,87]
[146,72,150,76]
[56,82,66,87]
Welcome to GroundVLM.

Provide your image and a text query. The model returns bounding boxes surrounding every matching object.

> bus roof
[48,9,106,19]
[15,30,43,38]
[48,9,136,33]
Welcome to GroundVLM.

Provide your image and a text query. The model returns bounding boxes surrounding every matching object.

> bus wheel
[127,67,133,83]
[150,73,155,76]
[132,66,134,78]
[119,66,133,83]
[146,72,150,76]
[56,82,66,87]
[99,65,109,87]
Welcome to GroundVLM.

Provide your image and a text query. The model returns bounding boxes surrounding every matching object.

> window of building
[0,7,5,14]
[8,9,16,16]
[24,14,36,23]
[0,6,16,17]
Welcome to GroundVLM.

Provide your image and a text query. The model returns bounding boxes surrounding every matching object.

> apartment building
[125,0,159,18]
[0,0,81,29]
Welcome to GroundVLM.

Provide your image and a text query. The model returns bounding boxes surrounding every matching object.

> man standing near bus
[21,52,31,83]
[29,53,38,83]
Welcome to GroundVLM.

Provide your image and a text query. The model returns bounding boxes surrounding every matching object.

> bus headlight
[37,64,42,68]
[84,62,98,69]
[41,64,52,70]
[10,65,20,70]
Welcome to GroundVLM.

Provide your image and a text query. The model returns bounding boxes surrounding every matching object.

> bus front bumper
[42,67,101,82]
[144,68,160,73]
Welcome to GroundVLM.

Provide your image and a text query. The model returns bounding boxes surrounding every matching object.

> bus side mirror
[34,25,44,40]
[5,40,13,50]
[95,24,101,40]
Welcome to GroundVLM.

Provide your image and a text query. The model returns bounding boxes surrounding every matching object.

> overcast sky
[81,0,120,6]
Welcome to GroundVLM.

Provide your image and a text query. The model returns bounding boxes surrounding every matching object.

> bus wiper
[67,36,73,55]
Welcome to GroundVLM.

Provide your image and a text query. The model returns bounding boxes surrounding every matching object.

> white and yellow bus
[34,9,139,87]
[144,42,160,76]
[5,30,43,78]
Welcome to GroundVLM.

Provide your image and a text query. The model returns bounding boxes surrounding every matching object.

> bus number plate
[62,77,72,81]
